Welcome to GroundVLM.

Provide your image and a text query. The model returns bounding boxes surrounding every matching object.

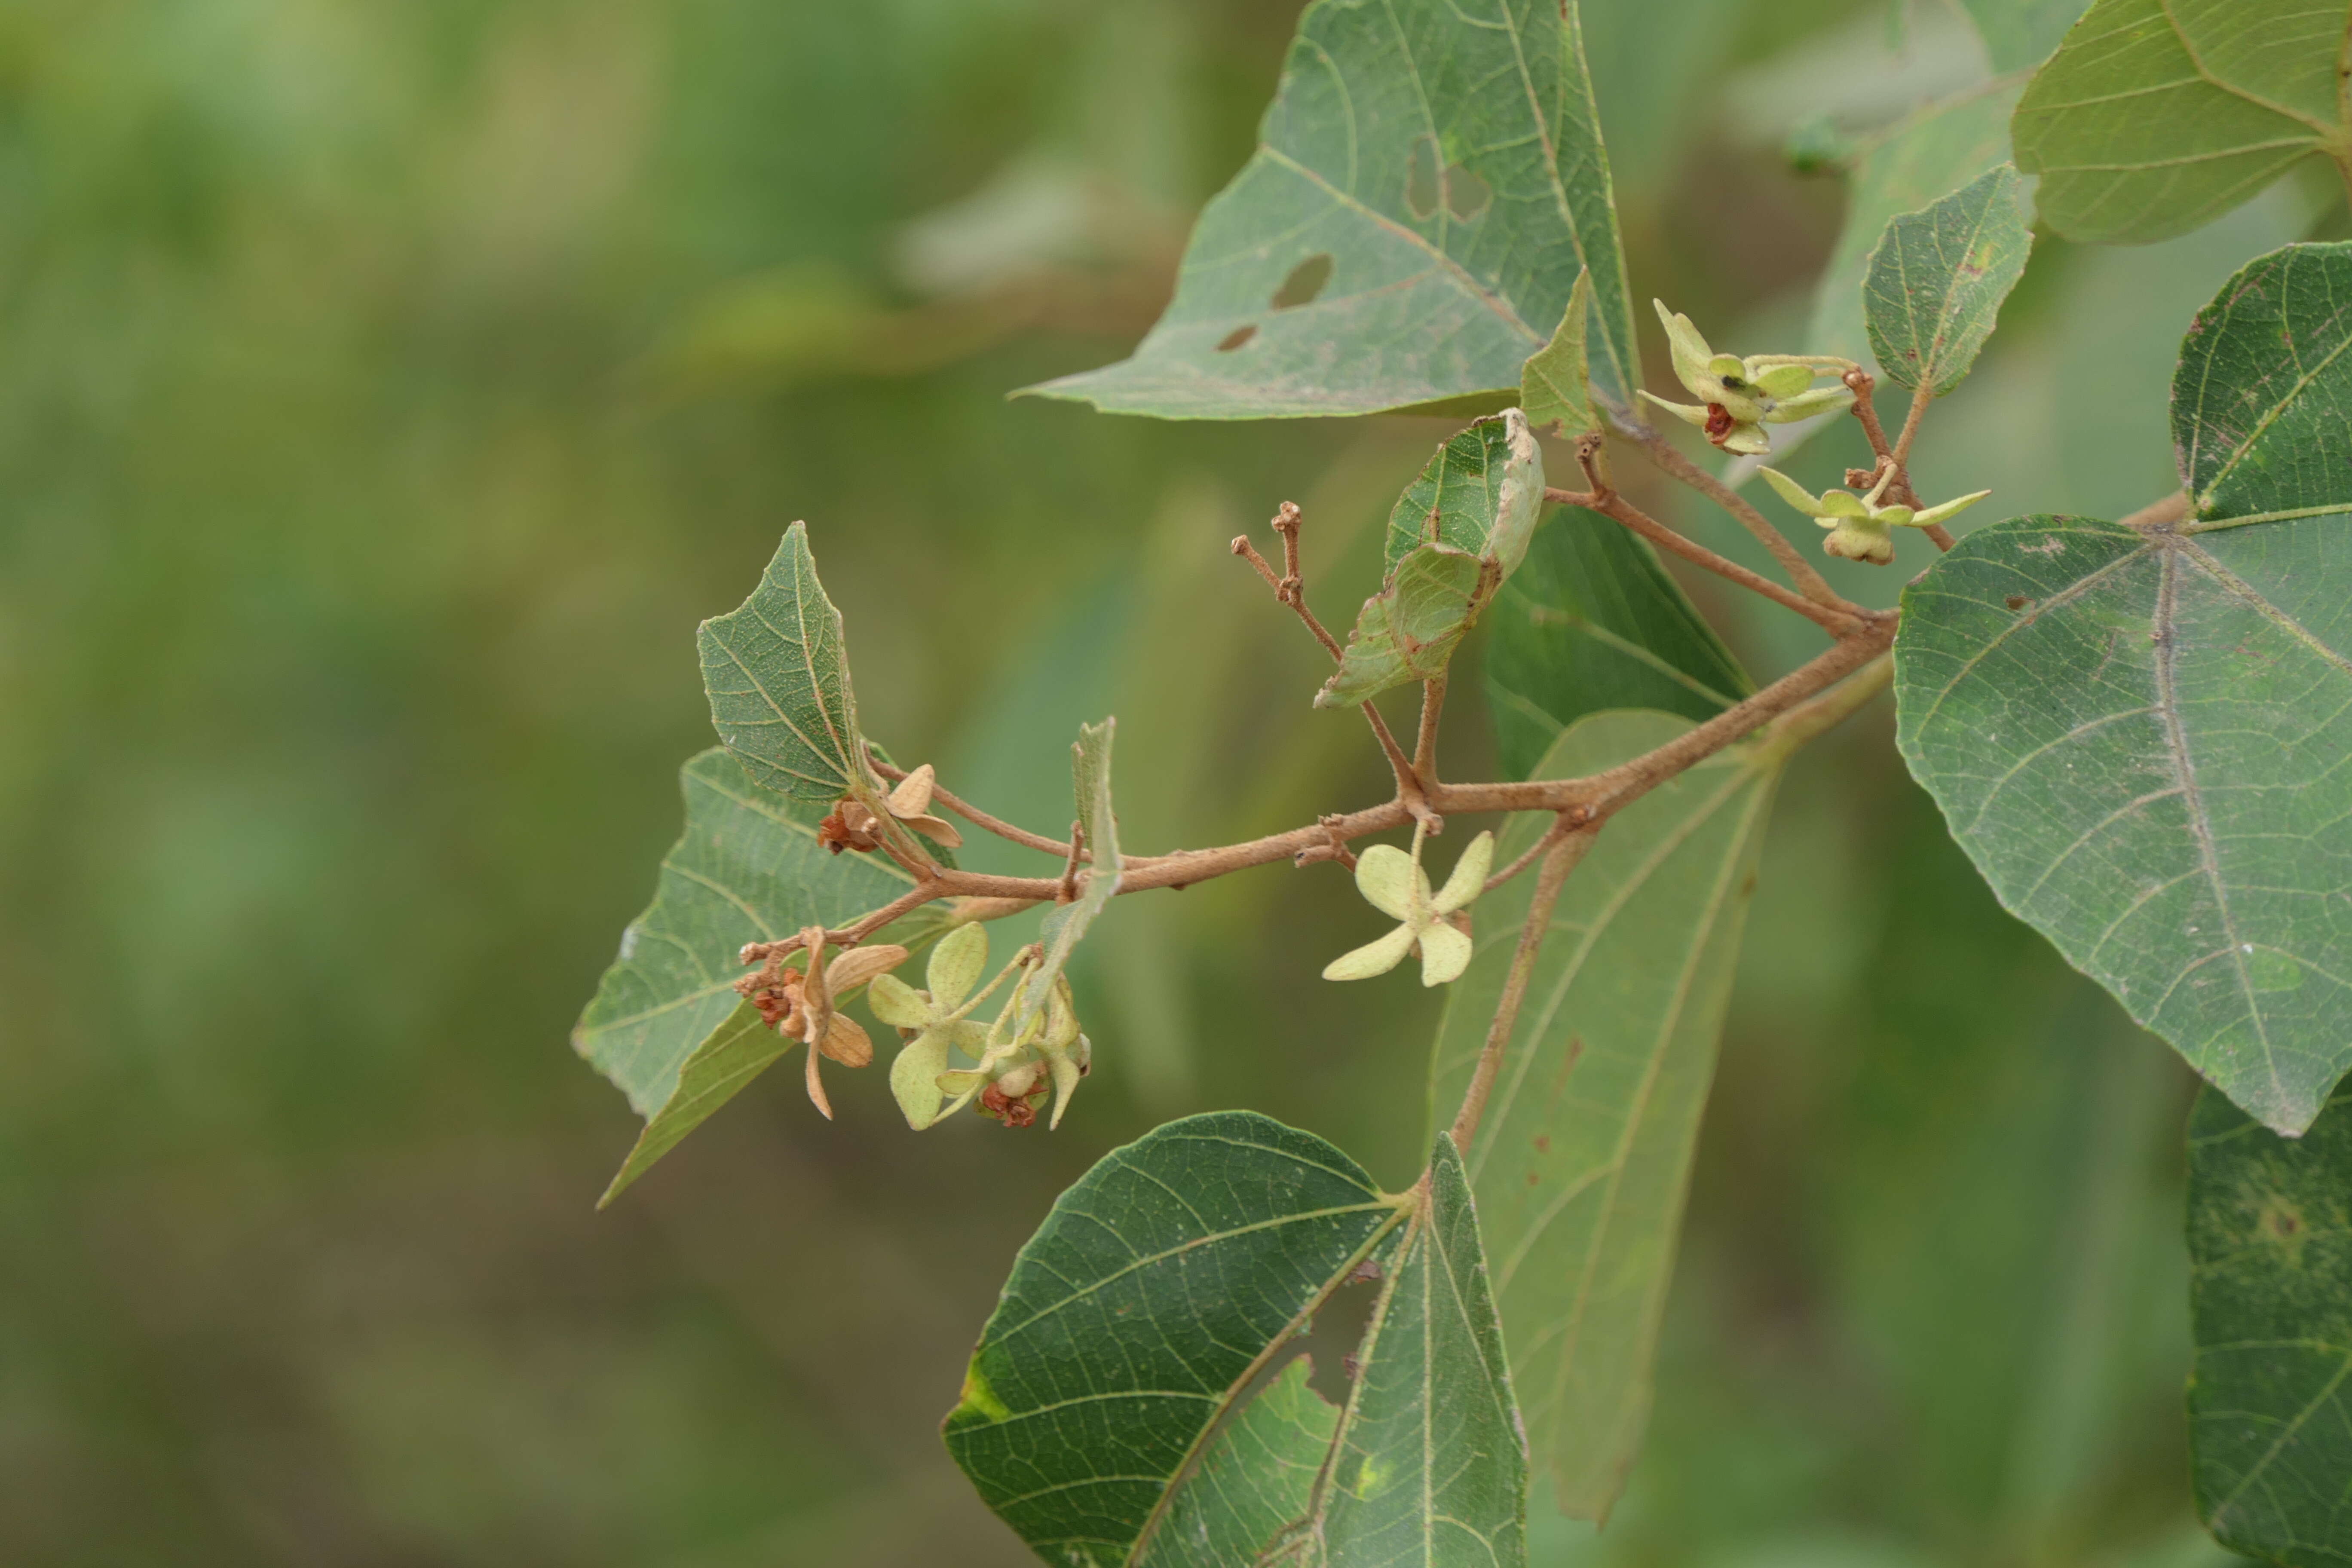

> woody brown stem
[1844,371,1957,551]
[1552,480,1871,636]
[1482,806,1592,894]
[1414,674,1446,784]
[1616,417,1847,607]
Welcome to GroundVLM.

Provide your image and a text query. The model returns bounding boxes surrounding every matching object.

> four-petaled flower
[1758,465,1991,565]
[869,922,994,1130]
[1323,829,1494,986]
[1638,301,1854,455]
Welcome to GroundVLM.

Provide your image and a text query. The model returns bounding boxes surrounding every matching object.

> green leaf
[2014,0,2352,245]
[1021,717,1124,1032]
[1862,163,2034,396]
[1428,711,1781,1520]
[2187,1084,2352,1566]
[1131,1134,1526,1568]
[1808,84,2020,371]
[1023,0,1637,420]
[1521,269,1599,440]
[942,1111,1410,1566]
[699,521,872,804]
[1322,412,1545,709]
[1896,242,2352,1135]
[572,748,933,1190]
[1959,0,2093,70]
[1484,507,1754,780]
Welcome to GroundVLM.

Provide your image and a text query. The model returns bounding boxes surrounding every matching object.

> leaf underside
[2013,0,2352,245]
[1024,0,1636,420]
[1485,508,1753,781]
[1428,711,1780,1520]
[2187,1086,2352,1565]
[1862,162,2034,396]
[1896,243,2352,1133]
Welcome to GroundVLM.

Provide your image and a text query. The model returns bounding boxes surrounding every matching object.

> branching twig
[1482,806,1592,893]
[1450,827,1593,1148]
[1233,504,1434,828]
[1844,370,1954,551]
[870,755,1077,859]
[1614,415,1848,608]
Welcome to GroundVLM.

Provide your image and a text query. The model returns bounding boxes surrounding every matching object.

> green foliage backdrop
[0,0,2325,1562]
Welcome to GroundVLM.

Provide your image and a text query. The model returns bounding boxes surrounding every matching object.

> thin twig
[2121,490,2191,530]
[1057,821,1084,903]
[1552,483,1868,636]
[1482,806,1592,893]
[1450,827,1593,1148]
[1892,384,1932,471]
[1844,371,1955,551]
[1414,674,1446,784]
[870,757,1076,859]
[1615,416,1847,609]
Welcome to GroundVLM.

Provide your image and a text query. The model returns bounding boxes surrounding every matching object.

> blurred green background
[0,0,2323,1562]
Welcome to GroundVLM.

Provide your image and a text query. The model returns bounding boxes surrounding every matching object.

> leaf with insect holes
[1522,269,1599,440]
[700,521,873,804]
[573,748,945,1199]
[2015,0,2352,245]
[2187,1084,2352,1566]
[1429,710,1781,1520]
[942,1111,1413,1566]
[1898,243,2352,1134]
[1485,507,1754,779]
[1863,163,2034,396]
[1022,0,1636,420]
[1321,412,1545,709]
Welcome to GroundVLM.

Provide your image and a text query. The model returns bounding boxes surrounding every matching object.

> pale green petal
[890,1032,952,1129]
[1718,422,1770,456]
[1873,504,1916,527]
[936,1068,990,1094]
[1910,488,1992,528]
[866,971,932,1029]
[1431,830,1495,913]
[1763,386,1855,423]
[1044,1048,1082,1130]
[1704,353,1746,382]
[1819,490,1869,518]
[1759,466,1823,517]
[1417,922,1475,986]
[1323,922,1418,982]
[1354,843,1423,921]
[1654,299,1712,386]
[944,1020,992,1060]
[1711,386,1767,425]
[1636,389,1711,429]
[1752,363,1814,400]
[926,922,988,1011]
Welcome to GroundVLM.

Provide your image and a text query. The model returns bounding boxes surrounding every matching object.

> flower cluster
[870,924,1092,1131]
[1759,464,1989,564]
[1638,301,1854,456]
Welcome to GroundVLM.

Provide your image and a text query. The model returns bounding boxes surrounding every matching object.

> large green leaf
[2014,0,2352,245]
[699,521,872,804]
[1428,711,1781,1519]
[943,1112,1410,1565]
[1896,242,2352,1134]
[1484,508,1752,781]
[1863,163,2034,396]
[1322,412,1544,708]
[1809,84,2020,371]
[1024,0,1636,420]
[1132,1135,1526,1568]
[2187,1085,2352,1565]
[573,747,920,1115]
[1959,0,2093,70]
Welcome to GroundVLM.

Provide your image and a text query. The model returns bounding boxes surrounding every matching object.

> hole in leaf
[1443,163,1492,222]
[1216,324,1258,352]
[1406,137,1442,220]
[2006,594,2033,611]
[1272,253,1334,309]
[1299,1270,1385,1408]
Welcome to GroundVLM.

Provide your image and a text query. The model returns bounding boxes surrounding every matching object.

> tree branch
[1550,480,1871,636]
[1615,416,1849,608]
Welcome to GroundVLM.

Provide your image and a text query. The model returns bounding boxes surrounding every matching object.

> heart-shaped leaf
[1897,243,2352,1133]
[2015,0,2352,245]
[1023,0,1635,420]
[1863,163,2034,396]
[700,521,873,804]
